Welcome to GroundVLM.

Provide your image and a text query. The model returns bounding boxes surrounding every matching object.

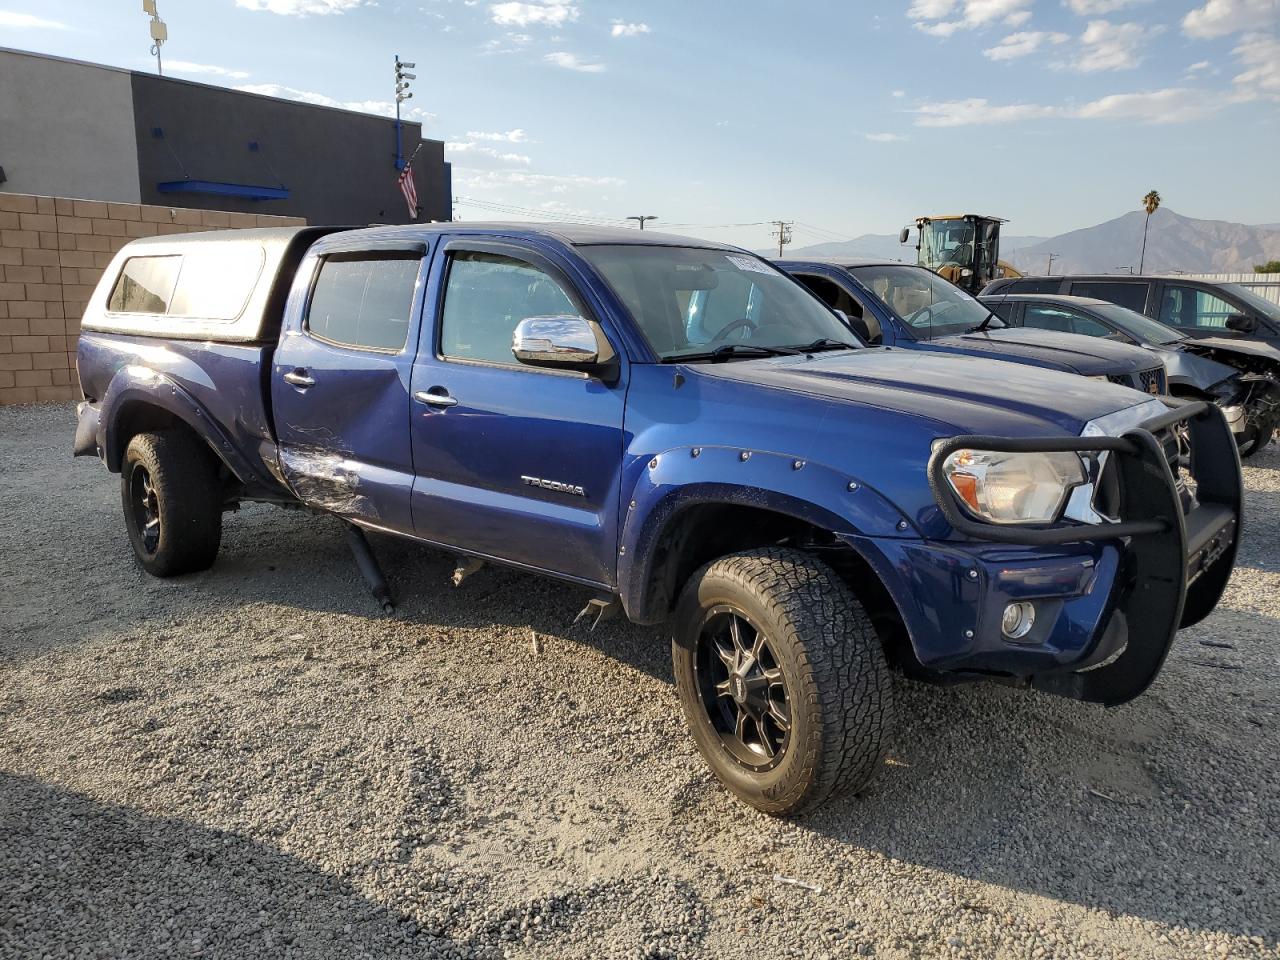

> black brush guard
[926,399,1242,706]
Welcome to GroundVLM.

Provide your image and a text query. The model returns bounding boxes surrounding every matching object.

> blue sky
[2,0,1277,248]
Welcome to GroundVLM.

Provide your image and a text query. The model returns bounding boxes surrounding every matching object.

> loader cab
[900,214,1005,295]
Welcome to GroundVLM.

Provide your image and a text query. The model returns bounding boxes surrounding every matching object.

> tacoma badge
[521,475,586,497]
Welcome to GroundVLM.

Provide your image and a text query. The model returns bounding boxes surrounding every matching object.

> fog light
[1001,602,1036,640]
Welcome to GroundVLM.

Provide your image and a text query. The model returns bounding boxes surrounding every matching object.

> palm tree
[1138,189,1161,274]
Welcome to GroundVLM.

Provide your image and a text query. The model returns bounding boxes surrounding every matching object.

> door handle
[283,369,315,388]
[414,389,458,408]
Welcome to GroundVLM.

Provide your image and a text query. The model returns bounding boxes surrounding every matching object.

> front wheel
[121,430,223,577]
[1238,416,1275,458]
[672,548,893,816]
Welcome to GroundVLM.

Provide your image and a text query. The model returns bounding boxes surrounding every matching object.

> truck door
[271,239,429,534]
[408,239,626,587]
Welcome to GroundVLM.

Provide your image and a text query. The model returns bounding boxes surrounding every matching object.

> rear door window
[108,256,181,314]
[1068,281,1150,314]
[305,254,421,352]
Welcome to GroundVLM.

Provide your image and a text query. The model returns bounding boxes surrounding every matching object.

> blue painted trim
[156,180,289,201]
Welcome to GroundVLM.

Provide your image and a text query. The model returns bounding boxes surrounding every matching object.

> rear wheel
[121,430,223,577]
[672,547,893,816]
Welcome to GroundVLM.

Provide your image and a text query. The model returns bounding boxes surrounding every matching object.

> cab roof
[323,221,744,251]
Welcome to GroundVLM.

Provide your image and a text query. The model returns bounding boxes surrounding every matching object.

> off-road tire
[121,430,223,577]
[672,547,893,816]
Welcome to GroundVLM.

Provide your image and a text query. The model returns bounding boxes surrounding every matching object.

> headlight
[942,449,1086,524]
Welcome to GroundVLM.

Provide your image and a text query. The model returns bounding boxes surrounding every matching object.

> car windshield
[1220,283,1280,325]
[1090,302,1184,345]
[578,244,860,361]
[849,264,1002,339]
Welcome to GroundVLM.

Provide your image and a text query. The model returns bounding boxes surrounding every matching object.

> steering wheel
[709,317,758,342]
[903,301,958,327]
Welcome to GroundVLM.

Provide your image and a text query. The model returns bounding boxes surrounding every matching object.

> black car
[980,292,1280,456]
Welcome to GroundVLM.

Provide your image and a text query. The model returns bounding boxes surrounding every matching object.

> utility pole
[627,215,658,230]
[771,220,794,258]
[394,55,416,171]
[143,0,167,76]
[1046,252,1059,275]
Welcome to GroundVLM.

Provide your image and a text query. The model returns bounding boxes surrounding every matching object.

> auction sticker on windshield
[725,255,776,275]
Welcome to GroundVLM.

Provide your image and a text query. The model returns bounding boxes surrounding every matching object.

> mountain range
[779,209,1280,275]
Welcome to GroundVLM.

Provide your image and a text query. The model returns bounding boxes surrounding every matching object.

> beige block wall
[0,192,305,405]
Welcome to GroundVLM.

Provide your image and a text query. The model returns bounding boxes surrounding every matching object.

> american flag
[397,159,419,220]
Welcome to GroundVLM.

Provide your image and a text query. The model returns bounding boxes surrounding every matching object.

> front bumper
[889,399,1241,706]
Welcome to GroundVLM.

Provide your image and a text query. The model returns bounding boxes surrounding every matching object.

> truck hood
[1151,344,1238,390]
[920,327,1149,375]
[1182,336,1280,365]
[692,348,1149,436]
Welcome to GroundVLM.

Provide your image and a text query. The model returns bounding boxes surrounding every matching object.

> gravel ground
[1,402,1277,960]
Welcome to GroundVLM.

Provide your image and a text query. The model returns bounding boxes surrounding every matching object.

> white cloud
[610,20,650,37]
[1064,0,1149,13]
[234,83,435,122]
[490,1,578,27]
[983,30,1069,60]
[234,0,367,14]
[910,0,1034,34]
[891,89,907,97]
[914,87,1227,126]
[913,97,1058,126]
[465,129,529,142]
[452,170,624,195]
[908,0,956,17]
[865,132,908,141]
[165,60,252,80]
[0,10,68,28]
[1073,87,1214,121]
[1183,0,1279,38]
[1232,31,1280,99]
[445,142,532,165]
[544,51,605,72]
[1062,19,1150,71]
[1185,59,1212,71]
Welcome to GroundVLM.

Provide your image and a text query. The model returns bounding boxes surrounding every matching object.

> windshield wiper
[661,344,803,364]
[792,338,858,353]
[964,313,1000,334]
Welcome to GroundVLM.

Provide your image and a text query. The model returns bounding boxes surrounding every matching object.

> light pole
[1046,252,1059,275]
[143,0,167,76]
[627,215,658,230]
[394,55,416,171]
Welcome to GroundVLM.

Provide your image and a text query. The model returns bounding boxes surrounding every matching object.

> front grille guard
[926,399,1243,705]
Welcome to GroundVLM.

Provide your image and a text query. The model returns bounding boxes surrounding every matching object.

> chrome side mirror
[512,315,600,368]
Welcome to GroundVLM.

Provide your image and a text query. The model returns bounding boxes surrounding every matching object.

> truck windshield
[849,264,1002,339]
[1090,302,1184,345]
[579,245,860,361]
[919,219,976,271]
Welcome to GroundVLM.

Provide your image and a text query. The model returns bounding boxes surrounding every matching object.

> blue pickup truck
[74,224,1242,815]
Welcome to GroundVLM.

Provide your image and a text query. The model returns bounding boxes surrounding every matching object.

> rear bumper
[894,399,1242,706]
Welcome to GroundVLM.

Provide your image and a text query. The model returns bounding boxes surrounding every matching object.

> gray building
[0,47,450,225]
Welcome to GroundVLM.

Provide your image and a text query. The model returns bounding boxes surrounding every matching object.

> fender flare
[98,368,258,483]
[617,444,917,623]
